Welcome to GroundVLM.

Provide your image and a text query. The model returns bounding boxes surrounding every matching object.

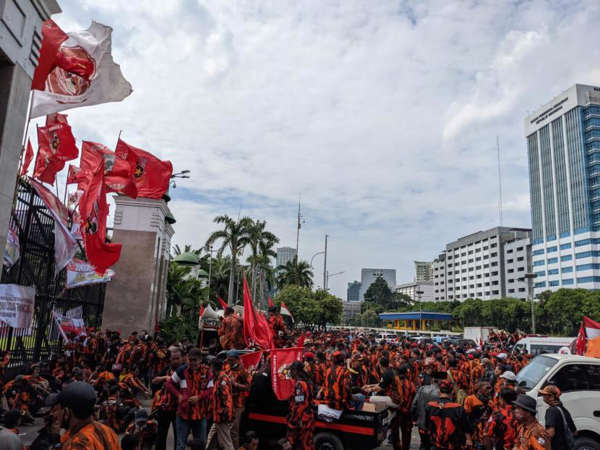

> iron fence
[1,178,105,372]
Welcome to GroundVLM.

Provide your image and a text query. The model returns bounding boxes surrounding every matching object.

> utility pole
[323,234,328,290]
[497,136,503,226]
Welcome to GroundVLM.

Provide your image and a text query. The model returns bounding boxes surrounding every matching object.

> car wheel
[575,437,600,450]
[314,431,344,450]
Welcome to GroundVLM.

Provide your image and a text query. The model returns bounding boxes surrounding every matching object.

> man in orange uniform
[286,361,315,450]
[268,306,288,348]
[212,358,234,450]
[323,351,353,410]
[218,307,244,350]
[464,381,492,447]
[48,381,120,449]
[512,394,551,450]
[485,388,518,450]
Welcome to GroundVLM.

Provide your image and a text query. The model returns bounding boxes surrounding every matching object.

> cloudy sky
[43,0,600,298]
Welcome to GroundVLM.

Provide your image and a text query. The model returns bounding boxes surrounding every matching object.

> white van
[513,336,575,356]
[376,332,397,343]
[516,354,600,449]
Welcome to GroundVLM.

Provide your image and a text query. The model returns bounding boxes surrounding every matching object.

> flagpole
[16,91,34,177]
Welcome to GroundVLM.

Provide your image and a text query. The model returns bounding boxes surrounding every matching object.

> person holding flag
[218,307,244,350]
[268,305,288,348]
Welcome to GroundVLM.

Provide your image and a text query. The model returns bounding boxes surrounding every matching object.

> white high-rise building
[359,268,396,301]
[525,84,600,294]
[414,261,433,281]
[432,227,531,301]
[276,246,297,267]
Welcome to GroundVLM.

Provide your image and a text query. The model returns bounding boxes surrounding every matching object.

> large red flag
[20,140,34,176]
[271,347,303,400]
[81,141,137,198]
[33,126,65,184]
[115,139,173,199]
[79,161,121,274]
[243,275,273,350]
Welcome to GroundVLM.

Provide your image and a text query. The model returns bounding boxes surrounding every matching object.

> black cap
[512,394,537,415]
[48,382,97,418]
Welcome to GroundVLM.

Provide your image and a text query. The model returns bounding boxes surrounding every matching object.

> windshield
[516,355,557,390]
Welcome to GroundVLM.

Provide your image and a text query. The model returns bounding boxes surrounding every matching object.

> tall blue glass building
[526,84,600,294]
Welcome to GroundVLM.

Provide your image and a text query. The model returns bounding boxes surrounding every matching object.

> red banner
[243,275,273,350]
[240,350,263,372]
[271,347,303,400]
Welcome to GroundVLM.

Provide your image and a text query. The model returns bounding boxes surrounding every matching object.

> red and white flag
[575,316,600,355]
[79,161,121,274]
[81,141,137,198]
[31,20,132,118]
[30,180,78,274]
[115,139,173,199]
[280,301,294,322]
[217,295,228,309]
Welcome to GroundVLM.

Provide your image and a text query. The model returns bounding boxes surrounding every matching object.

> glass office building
[526,84,600,293]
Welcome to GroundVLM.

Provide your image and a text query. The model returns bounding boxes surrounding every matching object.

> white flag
[31,21,132,118]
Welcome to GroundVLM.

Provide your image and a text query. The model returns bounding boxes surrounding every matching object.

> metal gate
[1,178,106,371]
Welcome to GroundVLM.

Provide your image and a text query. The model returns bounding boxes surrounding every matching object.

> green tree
[360,309,380,327]
[276,257,313,288]
[246,219,279,305]
[205,215,253,305]
[273,285,342,328]
[363,276,393,309]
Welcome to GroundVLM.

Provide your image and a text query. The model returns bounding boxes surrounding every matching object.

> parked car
[512,336,576,356]
[516,354,600,450]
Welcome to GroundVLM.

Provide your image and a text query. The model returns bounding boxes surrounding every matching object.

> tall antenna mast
[296,196,301,266]
[497,136,503,226]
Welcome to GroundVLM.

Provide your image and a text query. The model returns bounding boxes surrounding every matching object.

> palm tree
[247,220,279,301]
[276,257,313,289]
[205,215,253,305]
[172,244,202,257]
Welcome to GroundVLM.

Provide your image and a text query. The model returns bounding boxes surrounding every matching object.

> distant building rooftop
[379,311,453,321]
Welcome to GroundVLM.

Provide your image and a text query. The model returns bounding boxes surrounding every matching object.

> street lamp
[310,251,325,267]
[416,289,424,331]
[525,273,537,334]
[325,270,344,291]
[170,170,191,188]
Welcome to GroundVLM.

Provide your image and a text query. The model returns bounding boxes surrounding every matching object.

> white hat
[500,370,516,381]
[497,352,507,360]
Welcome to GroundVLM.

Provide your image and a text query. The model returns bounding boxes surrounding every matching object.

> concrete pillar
[102,196,174,336]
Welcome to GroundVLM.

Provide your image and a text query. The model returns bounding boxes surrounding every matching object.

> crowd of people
[0,305,578,450]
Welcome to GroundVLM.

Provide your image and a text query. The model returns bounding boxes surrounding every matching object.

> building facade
[276,246,297,267]
[359,268,396,301]
[342,301,362,324]
[396,280,434,302]
[346,280,361,302]
[526,84,600,294]
[0,0,61,265]
[503,238,531,300]
[414,260,433,281]
[432,227,531,301]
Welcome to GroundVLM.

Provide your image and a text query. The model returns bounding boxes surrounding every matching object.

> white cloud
[47,0,600,298]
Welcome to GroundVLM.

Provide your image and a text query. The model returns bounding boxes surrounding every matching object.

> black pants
[155,409,177,450]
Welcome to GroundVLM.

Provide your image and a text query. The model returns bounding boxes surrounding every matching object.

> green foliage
[158,314,198,345]
[276,258,313,289]
[363,276,393,308]
[375,289,600,335]
[274,285,342,327]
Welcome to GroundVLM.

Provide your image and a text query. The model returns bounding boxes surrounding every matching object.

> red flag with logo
[67,165,89,185]
[81,141,137,198]
[115,139,173,199]
[37,120,78,162]
[33,125,65,184]
[79,161,121,274]
[243,275,273,350]
[20,140,34,176]
[271,347,303,400]
[32,20,69,90]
